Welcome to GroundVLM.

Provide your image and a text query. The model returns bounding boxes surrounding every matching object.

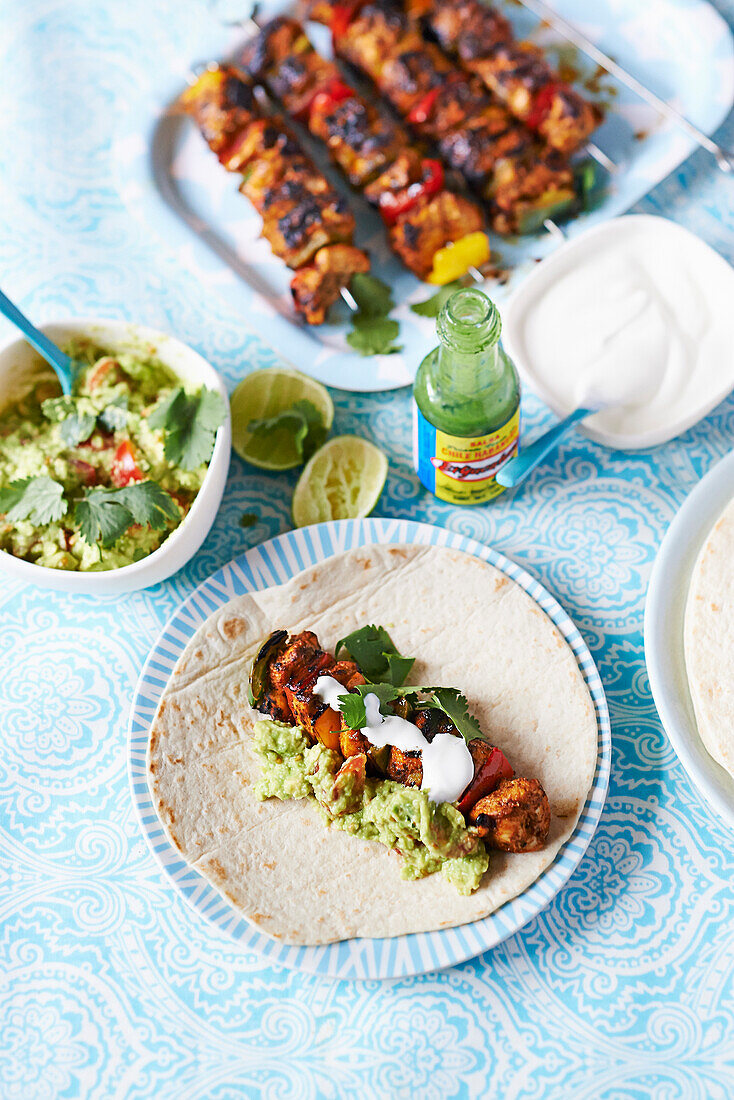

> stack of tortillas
[685,497,734,780]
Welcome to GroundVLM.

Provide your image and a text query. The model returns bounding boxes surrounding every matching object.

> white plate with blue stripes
[128,518,611,979]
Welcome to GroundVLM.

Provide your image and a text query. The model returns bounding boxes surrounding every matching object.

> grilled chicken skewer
[249,629,551,853]
[402,0,602,156]
[180,65,370,323]
[240,18,489,281]
[307,0,578,235]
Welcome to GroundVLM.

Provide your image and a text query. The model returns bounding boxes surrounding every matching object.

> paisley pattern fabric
[1,0,734,1096]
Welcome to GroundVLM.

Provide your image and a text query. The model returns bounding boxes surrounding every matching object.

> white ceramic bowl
[0,318,231,593]
[645,449,734,831]
[502,215,734,450]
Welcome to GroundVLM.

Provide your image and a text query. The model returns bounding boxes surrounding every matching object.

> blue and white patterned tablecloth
[1,1,734,1096]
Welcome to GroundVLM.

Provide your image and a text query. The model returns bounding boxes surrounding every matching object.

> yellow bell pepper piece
[427,232,491,285]
[180,66,224,108]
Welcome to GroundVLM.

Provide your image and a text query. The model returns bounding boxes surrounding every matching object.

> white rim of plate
[128,517,611,980]
[645,451,734,832]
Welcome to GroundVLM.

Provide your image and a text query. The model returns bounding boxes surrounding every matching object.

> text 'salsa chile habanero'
[413,288,520,504]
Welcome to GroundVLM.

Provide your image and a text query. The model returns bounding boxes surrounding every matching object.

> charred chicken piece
[250,169,356,268]
[265,632,363,751]
[179,65,260,155]
[377,41,454,117]
[363,148,424,205]
[242,17,335,118]
[415,0,512,57]
[310,94,409,188]
[469,777,551,852]
[290,243,370,324]
[219,117,303,176]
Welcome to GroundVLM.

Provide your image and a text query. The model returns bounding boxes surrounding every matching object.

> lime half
[292,435,388,527]
[230,367,334,470]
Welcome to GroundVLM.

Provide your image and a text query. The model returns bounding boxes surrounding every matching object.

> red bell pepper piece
[308,78,355,121]
[110,440,143,487]
[525,82,563,131]
[331,2,358,42]
[456,746,514,816]
[378,159,444,226]
[294,76,355,124]
[407,87,441,127]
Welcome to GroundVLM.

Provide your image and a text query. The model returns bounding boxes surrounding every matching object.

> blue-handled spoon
[496,404,598,489]
[0,289,76,395]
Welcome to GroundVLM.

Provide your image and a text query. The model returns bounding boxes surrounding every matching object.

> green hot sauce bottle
[413,288,521,505]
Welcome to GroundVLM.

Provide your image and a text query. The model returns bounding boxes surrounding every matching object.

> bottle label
[412,404,519,505]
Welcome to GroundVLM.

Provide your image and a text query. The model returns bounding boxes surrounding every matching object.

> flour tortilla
[685,497,734,779]
[147,544,598,944]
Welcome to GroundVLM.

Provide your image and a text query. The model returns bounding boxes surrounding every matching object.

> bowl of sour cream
[502,215,734,450]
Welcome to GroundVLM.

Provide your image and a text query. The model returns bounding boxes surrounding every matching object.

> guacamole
[252,719,490,894]
[0,339,210,571]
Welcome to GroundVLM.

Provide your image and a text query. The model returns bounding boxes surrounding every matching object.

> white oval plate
[128,517,610,979]
[645,452,734,831]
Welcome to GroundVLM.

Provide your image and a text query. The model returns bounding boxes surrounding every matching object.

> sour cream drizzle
[313,675,474,805]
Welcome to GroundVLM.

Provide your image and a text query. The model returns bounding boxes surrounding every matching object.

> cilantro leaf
[75,480,179,547]
[41,396,77,422]
[349,273,394,318]
[0,476,68,525]
[346,317,402,357]
[336,682,404,730]
[149,386,227,470]
[427,688,487,745]
[334,680,489,744]
[335,625,414,685]
[98,394,128,432]
[410,281,463,318]
[247,399,327,463]
[60,411,97,448]
[239,511,259,528]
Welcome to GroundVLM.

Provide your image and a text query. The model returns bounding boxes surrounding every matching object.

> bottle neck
[435,288,503,397]
[437,339,502,396]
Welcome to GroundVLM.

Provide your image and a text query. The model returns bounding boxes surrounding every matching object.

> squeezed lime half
[292,435,388,527]
[230,367,334,470]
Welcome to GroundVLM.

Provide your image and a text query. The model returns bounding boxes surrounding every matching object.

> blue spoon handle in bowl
[0,289,74,395]
[496,406,595,489]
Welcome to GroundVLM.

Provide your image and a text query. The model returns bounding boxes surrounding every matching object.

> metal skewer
[518,0,734,175]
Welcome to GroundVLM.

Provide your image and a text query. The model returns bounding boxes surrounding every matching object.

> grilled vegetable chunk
[468,777,550,852]
[249,630,291,722]
[387,191,483,279]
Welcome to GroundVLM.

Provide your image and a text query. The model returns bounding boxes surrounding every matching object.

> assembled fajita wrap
[147,544,597,944]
